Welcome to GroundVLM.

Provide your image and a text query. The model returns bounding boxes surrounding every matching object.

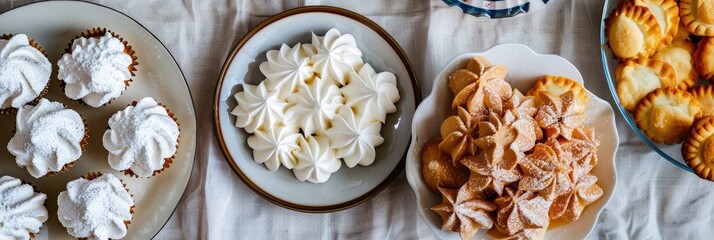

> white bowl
[405,43,618,239]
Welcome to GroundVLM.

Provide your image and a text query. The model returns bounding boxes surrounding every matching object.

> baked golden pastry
[615,58,677,111]
[651,40,698,88]
[561,127,600,182]
[549,173,603,222]
[518,142,573,201]
[534,91,586,139]
[422,137,470,192]
[494,188,551,236]
[633,0,680,49]
[467,55,493,75]
[449,69,479,95]
[634,87,701,144]
[694,37,714,81]
[526,75,589,114]
[679,0,714,36]
[605,4,662,60]
[674,22,692,42]
[439,106,479,164]
[690,85,714,116]
[466,78,512,118]
[682,116,714,181]
[431,186,497,240]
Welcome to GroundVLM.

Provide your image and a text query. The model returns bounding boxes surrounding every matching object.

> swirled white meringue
[285,77,344,136]
[8,98,85,178]
[0,34,51,109]
[57,32,133,107]
[311,28,363,85]
[0,176,48,240]
[103,97,179,178]
[260,43,315,98]
[232,81,287,134]
[341,64,400,123]
[326,106,384,168]
[293,136,342,183]
[57,173,133,240]
[248,125,301,171]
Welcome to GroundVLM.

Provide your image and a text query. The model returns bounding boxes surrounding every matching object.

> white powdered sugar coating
[57,32,133,107]
[232,28,400,183]
[0,34,51,109]
[0,176,48,240]
[8,98,85,178]
[103,97,179,178]
[57,173,133,240]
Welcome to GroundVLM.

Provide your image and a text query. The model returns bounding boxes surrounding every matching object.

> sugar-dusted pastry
[679,0,714,36]
[310,28,364,85]
[651,39,699,88]
[57,172,134,240]
[615,58,676,111]
[526,75,589,114]
[462,152,521,196]
[494,188,551,237]
[519,143,573,201]
[103,97,180,178]
[431,186,497,240]
[248,125,301,171]
[683,116,714,180]
[474,111,537,166]
[448,69,479,95]
[0,34,51,113]
[464,78,512,118]
[439,106,479,165]
[690,85,714,116]
[560,127,600,182]
[326,106,384,168]
[422,137,470,192]
[633,0,679,49]
[341,63,399,123]
[8,98,87,178]
[466,55,493,75]
[292,136,342,183]
[694,37,714,81]
[634,87,701,144]
[605,4,662,60]
[0,176,48,240]
[549,173,603,222]
[534,91,586,139]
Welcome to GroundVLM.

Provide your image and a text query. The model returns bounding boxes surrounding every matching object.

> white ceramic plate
[213,6,419,212]
[406,43,618,239]
[0,1,197,239]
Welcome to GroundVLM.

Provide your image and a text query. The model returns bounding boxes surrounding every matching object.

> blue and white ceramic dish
[443,0,551,18]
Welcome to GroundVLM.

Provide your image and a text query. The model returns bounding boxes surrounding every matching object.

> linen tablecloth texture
[2,0,712,239]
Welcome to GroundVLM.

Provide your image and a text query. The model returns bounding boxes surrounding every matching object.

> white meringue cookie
[326,106,384,168]
[285,77,343,136]
[341,63,400,123]
[8,98,85,178]
[0,176,48,240]
[260,43,315,98]
[248,125,301,171]
[0,34,51,109]
[311,29,363,85]
[293,136,342,183]
[231,81,288,134]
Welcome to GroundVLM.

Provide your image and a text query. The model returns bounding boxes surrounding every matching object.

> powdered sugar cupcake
[0,34,51,114]
[7,98,88,178]
[0,175,48,240]
[57,28,138,107]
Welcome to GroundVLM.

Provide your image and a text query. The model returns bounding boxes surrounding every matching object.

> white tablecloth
[3,0,713,239]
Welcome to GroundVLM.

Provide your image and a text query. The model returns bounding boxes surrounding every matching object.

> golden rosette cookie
[431,186,497,240]
[651,40,698,88]
[449,69,479,95]
[505,90,544,141]
[534,91,586,139]
[526,75,589,114]
[475,111,538,166]
[633,0,679,49]
[561,127,600,181]
[690,85,714,116]
[452,64,509,112]
[615,58,677,111]
[467,56,493,75]
[605,4,662,60]
[518,142,574,201]
[682,116,714,181]
[694,37,714,81]
[422,137,470,192]
[439,106,479,165]
[549,174,603,222]
[634,87,701,144]
[494,188,551,236]
[462,152,522,197]
[680,0,714,36]
[466,78,512,118]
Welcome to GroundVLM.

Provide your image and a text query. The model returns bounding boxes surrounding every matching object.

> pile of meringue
[232,28,400,183]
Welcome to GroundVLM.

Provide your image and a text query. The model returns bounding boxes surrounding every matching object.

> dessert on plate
[0,175,48,240]
[0,33,51,114]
